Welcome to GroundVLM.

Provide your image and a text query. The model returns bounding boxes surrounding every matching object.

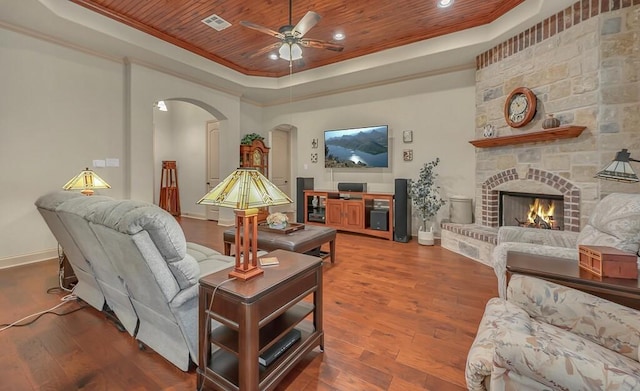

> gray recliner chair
[35,191,107,311]
[55,195,140,335]
[86,198,234,370]
[36,192,235,370]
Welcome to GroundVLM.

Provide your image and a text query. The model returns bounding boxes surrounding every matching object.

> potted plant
[241,133,264,145]
[409,158,446,245]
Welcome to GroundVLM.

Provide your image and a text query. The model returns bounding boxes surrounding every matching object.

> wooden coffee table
[507,251,640,310]
[223,225,336,263]
[198,249,324,391]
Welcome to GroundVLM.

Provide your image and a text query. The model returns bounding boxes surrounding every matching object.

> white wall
[0,27,125,267]
[0,27,245,266]
[262,69,477,233]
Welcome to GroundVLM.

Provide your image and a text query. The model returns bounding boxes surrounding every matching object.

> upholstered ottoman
[223,225,336,263]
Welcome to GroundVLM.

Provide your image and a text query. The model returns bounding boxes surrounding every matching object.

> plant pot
[268,222,287,229]
[418,226,435,246]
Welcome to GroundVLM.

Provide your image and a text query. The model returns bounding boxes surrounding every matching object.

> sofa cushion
[492,321,640,390]
[576,193,640,255]
[88,201,187,262]
[35,190,84,211]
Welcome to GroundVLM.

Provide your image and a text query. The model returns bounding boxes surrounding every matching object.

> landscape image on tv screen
[324,125,389,168]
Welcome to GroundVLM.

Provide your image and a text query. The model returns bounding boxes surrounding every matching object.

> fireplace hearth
[500,191,564,230]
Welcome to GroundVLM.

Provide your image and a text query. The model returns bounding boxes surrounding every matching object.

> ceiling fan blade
[300,39,344,52]
[246,42,282,59]
[292,11,320,38]
[240,21,284,39]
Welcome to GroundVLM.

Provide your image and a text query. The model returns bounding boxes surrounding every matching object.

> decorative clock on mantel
[504,87,537,128]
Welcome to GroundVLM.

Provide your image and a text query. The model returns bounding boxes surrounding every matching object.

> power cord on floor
[0,293,85,332]
[56,244,74,293]
[198,277,236,391]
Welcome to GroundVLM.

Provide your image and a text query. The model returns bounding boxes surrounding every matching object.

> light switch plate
[93,159,106,168]
[106,158,119,167]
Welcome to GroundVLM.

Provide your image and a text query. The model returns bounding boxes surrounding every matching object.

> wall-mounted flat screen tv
[324,125,389,168]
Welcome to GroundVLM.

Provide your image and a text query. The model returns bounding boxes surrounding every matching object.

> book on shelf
[258,328,301,367]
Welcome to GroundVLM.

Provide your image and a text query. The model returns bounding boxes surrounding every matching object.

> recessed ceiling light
[437,0,454,8]
[269,53,278,60]
[333,32,345,41]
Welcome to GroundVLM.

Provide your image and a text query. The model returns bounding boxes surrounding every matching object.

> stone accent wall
[474,2,640,230]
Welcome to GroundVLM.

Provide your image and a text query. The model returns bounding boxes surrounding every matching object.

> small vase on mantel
[542,114,561,129]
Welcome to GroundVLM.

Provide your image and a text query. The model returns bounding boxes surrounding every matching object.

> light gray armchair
[36,192,235,370]
[492,193,640,298]
[35,191,107,311]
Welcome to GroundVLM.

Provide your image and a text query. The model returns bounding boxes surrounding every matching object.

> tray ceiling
[70,0,525,78]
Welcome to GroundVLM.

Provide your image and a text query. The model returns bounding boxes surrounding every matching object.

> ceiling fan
[240,0,344,61]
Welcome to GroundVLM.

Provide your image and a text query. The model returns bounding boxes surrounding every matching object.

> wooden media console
[303,190,394,240]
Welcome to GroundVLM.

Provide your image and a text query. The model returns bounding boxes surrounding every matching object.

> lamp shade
[595,149,639,183]
[197,168,292,209]
[63,168,111,195]
[279,43,303,61]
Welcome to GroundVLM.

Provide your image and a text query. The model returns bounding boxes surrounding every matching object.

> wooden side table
[507,251,640,310]
[198,249,324,391]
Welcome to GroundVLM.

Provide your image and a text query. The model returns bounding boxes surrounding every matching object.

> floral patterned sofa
[492,193,640,298]
[466,274,640,391]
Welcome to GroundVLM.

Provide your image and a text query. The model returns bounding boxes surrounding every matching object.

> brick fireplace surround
[481,168,581,233]
[442,168,581,266]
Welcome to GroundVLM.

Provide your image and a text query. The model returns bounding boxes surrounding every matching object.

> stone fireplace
[481,168,580,232]
[441,2,640,266]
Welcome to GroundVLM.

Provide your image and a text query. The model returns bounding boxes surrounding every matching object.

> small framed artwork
[403,149,413,161]
[311,153,318,163]
[311,138,319,149]
[403,130,413,143]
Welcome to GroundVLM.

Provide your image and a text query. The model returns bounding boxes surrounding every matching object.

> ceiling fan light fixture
[279,43,303,61]
[269,53,279,60]
[437,0,454,8]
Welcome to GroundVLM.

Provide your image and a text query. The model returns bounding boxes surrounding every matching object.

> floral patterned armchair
[466,274,640,391]
[492,193,640,298]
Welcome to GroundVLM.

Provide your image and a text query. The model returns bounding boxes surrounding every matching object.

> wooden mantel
[469,126,587,148]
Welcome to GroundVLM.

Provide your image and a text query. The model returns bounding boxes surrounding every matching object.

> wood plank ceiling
[70,0,525,78]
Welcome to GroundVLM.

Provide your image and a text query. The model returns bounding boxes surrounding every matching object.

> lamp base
[229,266,264,281]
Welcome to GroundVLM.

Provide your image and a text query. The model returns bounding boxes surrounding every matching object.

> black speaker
[394,178,411,242]
[337,182,367,192]
[296,177,314,223]
[370,209,388,231]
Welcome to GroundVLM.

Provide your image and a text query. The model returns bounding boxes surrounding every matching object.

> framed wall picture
[403,149,413,161]
[403,130,413,143]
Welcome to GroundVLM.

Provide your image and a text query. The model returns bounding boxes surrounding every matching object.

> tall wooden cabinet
[239,139,270,221]
[240,139,269,177]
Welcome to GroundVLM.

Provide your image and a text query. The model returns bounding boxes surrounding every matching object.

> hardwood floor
[0,217,497,390]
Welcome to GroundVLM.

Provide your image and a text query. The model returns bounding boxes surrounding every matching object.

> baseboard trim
[0,249,58,270]
[217,218,234,227]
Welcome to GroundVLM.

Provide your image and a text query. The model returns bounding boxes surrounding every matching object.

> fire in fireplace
[499,191,564,230]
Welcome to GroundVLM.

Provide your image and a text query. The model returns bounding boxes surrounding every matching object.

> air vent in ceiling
[201,14,231,31]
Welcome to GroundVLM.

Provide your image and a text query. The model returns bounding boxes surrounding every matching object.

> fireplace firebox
[499,191,564,230]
